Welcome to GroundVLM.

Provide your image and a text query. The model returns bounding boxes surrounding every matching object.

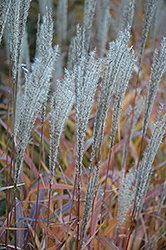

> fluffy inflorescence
[120,0,135,32]
[0,0,11,43]
[143,37,166,134]
[139,0,159,68]
[134,109,166,219]
[14,11,59,185]
[75,48,102,185]
[71,25,102,189]
[8,0,31,82]
[118,164,137,227]
[110,31,137,150]
[118,108,166,226]
[49,70,74,182]
[81,28,137,245]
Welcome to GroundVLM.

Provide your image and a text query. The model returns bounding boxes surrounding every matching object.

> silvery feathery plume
[57,0,68,45]
[97,0,110,57]
[81,55,116,247]
[74,31,102,241]
[143,36,166,135]
[68,24,88,71]
[14,11,59,186]
[0,0,11,43]
[139,0,159,69]
[123,96,144,166]
[118,163,137,227]
[49,70,74,183]
[117,0,134,30]
[107,29,131,87]
[39,0,53,16]
[83,0,97,51]
[75,51,102,183]
[89,32,131,169]
[8,0,31,83]
[73,26,102,187]
[67,37,76,71]
[81,60,115,246]
[68,24,87,70]
[70,25,86,69]
[120,0,135,32]
[133,107,166,219]
[90,59,115,167]
[110,36,137,150]
[81,30,137,245]
[150,0,162,50]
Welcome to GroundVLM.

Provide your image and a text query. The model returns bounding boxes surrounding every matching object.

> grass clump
[0,0,166,249]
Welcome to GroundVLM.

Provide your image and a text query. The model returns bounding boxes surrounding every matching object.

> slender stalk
[6,60,12,250]
[6,169,9,250]
[46,183,52,248]
[31,131,35,181]
[61,174,77,250]
[34,120,43,249]
[13,64,18,250]
[69,173,77,222]
[98,148,113,250]
[89,143,101,249]
[11,136,16,250]
[76,163,81,250]
[46,155,54,248]
[124,218,134,250]
[88,188,98,250]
